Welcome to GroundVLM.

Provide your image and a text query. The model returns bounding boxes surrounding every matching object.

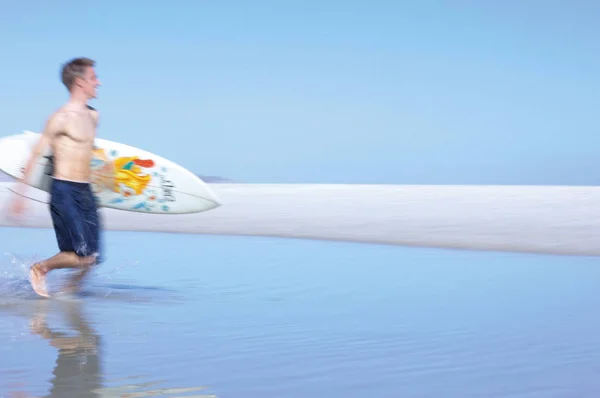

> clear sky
[0,1,598,185]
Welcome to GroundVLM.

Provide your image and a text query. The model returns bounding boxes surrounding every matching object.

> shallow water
[1,227,600,397]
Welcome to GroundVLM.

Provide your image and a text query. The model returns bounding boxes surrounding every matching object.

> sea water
[1,227,600,397]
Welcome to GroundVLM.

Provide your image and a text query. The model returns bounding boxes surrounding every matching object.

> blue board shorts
[49,178,103,263]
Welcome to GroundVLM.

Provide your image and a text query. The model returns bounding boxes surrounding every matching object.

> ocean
[2,227,600,397]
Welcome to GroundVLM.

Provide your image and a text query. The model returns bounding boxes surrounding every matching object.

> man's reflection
[22,300,102,398]
[3,296,209,398]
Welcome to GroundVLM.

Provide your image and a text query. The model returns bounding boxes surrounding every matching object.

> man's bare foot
[61,269,88,295]
[29,263,49,298]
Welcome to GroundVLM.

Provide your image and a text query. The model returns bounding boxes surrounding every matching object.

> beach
[1,182,600,256]
[1,0,595,395]
[2,182,600,397]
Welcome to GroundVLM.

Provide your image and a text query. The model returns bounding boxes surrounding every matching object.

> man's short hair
[60,57,95,91]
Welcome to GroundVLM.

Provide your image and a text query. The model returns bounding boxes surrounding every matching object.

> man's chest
[66,111,97,142]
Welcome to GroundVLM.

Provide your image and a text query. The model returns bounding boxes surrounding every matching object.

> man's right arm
[15,112,64,194]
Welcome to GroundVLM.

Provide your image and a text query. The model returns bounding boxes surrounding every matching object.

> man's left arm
[88,105,100,150]
[88,106,114,189]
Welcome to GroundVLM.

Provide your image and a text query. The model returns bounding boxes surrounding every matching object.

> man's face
[77,66,101,99]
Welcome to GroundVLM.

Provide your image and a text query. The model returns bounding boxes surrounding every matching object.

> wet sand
[1,182,600,256]
[2,231,600,397]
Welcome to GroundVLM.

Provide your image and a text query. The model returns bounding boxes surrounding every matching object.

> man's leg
[63,255,98,293]
[29,252,96,297]
[30,179,100,297]
[64,184,103,293]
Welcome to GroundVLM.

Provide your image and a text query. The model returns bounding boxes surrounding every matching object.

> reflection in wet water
[27,300,100,397]
[4,231,600,398]
[96,382,216,397]
[0,299,215,398]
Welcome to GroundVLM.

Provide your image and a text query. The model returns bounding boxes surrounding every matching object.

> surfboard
[0,131,222,214]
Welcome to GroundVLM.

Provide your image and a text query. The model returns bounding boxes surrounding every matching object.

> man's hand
[7,193,27,224]
[91,158,116,191]
[7,112,63,222]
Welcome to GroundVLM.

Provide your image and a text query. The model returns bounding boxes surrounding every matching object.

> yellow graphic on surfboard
[91,148,153,196]
[89,148,171,212]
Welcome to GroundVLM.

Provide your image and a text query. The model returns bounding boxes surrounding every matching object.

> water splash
[0,252,40,301]
[0,253,179,304]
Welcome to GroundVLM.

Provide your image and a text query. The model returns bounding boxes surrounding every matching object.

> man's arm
[87,105,99,128]
[16,112,64,192]
[88,105,100,149]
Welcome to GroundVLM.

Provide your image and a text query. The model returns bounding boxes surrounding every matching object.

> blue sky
[0,1,598,185]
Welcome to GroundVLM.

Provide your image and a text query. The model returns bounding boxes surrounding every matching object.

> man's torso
[50,104,98,183]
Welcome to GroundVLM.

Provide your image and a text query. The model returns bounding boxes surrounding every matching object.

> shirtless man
[10,57,104,297]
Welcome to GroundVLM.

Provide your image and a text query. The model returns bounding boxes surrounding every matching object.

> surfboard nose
[189,175,223,208]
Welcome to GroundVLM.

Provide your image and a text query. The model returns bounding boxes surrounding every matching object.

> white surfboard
[0,131,222,214]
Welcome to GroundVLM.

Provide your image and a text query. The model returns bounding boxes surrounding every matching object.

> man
[10,57,104,297]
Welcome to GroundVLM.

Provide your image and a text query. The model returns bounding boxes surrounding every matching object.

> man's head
[60,57,100,99]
